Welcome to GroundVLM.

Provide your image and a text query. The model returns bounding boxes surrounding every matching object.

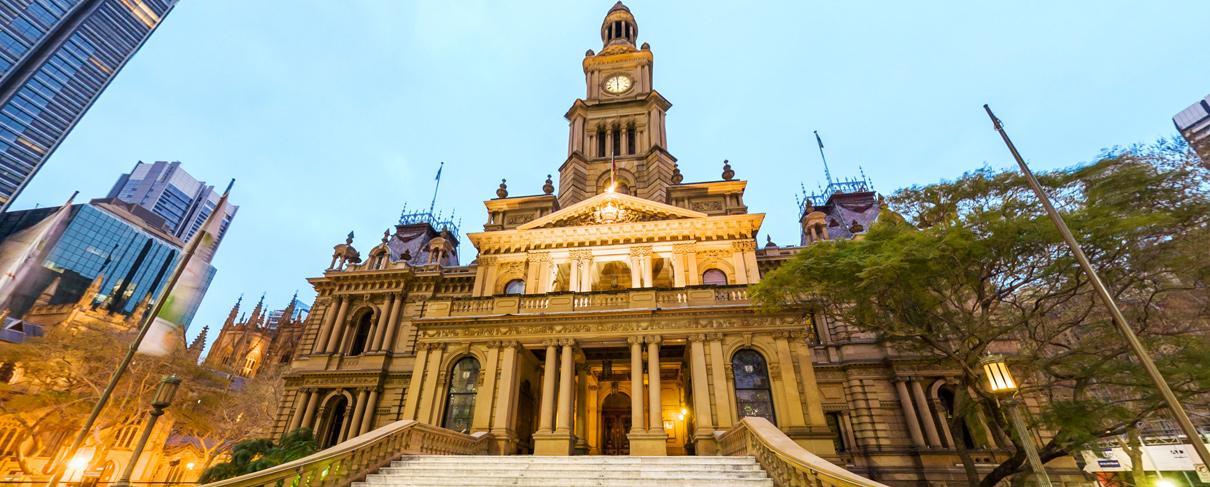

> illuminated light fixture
[663,420,674,431]
[185,462,196,471]
[66,455,89,473]
[1155,479,1176,487]
[979,355,1017,394]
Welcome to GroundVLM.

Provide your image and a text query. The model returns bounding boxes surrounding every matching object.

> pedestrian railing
[201,420,492,487]
[717,417,888,487]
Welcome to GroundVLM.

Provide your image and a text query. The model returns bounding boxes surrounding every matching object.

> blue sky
[10,1,1210,352]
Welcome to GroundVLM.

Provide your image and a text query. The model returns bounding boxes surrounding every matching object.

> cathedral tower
[559,2,677,207]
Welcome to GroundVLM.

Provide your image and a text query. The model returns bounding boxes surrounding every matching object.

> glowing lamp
[980,355,1017,395]
[151,375,182,408]
[66,454,89,473]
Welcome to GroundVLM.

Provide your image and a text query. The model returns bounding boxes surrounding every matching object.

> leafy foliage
[197,428,317,483]
[752,140,1210,486]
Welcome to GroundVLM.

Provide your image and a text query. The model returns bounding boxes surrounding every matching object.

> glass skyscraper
[107,160,238,258]
[0,0,178,211]
[0,199,214,328]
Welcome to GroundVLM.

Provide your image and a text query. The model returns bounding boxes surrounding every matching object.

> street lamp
[112,375,181,487]
[980,355,1053,487]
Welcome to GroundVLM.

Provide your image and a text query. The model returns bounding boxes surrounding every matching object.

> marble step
[378,464,764,474]
[358,480,774,487]
[391,455,758,465]
[367,469,768,480]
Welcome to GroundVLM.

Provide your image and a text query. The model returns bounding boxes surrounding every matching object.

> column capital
[644,335,662,345]
[628,245,652,257]
[672,243,696,255]
[687,333,706,343]
[705,332,725,342]
[559,338,577,348]
[542,338,559,348]
[627,336,644,346]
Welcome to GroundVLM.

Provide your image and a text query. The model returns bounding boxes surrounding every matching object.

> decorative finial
[721,159,735,181]
[585,49,595,57]
[878,194,887,210]
[543,175,554,195]
[496,178,509,199]
[382,229,390,244]
[346,231,354,244]
[671,163,683,184]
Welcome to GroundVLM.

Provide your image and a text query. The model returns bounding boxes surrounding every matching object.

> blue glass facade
[0,0,178,210]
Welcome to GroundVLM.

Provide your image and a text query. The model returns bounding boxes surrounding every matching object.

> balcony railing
[422,285,750,318]
[201,420,492,487]
[718,417,887,487]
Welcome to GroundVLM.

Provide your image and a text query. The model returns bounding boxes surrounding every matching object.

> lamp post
[981,355,1053,487]
[112,375,181,487]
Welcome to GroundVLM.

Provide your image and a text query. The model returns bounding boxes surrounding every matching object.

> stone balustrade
[422,285,750,318]
[200,420,492,487]
[717,417,887,487]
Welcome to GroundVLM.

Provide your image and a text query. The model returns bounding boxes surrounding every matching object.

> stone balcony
[421,285,751,318]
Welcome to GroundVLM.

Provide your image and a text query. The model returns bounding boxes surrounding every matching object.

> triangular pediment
[517,192,707,230]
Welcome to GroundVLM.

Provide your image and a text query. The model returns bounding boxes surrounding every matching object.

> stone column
[628,254,642,288]
[359,389,380,435]
[933,397,956,448]
[895,378,926,447]
[671,248,687,288]
[772,333,807,428]
[646,336,662,431]
[379,292,403,352]
[574,363,589,453]
[628,336,645,433]
[538,340,558,433]
[555,340,575,434]
[911,378,942,447]
[312,296,341,353]
[789,333,827,427]
[472,343,502,432]
[492,342,520,453]
[688,334,715,453]
[416,343,446,423]
[401,344,431,420]
[369,295,393,351]
[640,253,653,288]
[323,297,350,354]
[580,253,594,291]
[348,389,369,441]
[707,335,734,427]
[300,390,321,431]
[287,389,311,432]
[568,256,581,293]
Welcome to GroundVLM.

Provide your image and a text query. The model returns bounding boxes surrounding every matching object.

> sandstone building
[273,4,1011,484]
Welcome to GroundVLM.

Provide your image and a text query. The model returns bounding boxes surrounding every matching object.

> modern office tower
[107,160,238,258]
[0,0,179,211]
[0,197,213,329]
[1174,94,1210,162]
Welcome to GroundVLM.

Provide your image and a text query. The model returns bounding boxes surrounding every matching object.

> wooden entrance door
[600,392,630,455]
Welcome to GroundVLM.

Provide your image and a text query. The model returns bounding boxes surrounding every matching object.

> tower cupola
[601,2,637,48]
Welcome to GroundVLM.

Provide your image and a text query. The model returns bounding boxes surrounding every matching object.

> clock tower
[559,2,677,208]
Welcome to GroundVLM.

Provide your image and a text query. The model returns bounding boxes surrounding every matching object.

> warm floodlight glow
[1155,479,1176,487]
[66,455,88,473]
[980,355,1018,394]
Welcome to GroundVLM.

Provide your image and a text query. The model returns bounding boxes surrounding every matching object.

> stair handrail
[201,420,493,487]
[717,417,888,487]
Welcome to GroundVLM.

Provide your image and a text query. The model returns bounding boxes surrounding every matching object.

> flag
[0,192,76,312]
[138,182,232,356]
[814,130,824,149]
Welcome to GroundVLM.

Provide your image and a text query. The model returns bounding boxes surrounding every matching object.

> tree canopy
[752,140,1210,486]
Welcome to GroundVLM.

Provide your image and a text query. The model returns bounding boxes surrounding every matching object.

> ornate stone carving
[687,333,706,343]
[628,246,652,257]
[731,240,757,251]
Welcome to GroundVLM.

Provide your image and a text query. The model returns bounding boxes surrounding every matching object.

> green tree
[752,140,1210,486]
[197,428,317,483]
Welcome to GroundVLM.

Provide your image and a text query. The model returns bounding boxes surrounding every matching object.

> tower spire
[223,294,242,329]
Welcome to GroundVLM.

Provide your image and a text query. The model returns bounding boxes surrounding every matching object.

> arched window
[702,268,728,286]
[732,349,776,424]
[504,279,525,295]
[442,357,481,433]
[347,312,373,356]
[319,395,348,448]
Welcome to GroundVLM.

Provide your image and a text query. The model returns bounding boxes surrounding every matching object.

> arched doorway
[318,395,349,448]
[732,349,776,425]
[600,392,631,455]
[441,357,480,433]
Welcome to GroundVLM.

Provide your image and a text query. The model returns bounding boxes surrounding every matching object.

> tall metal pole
[45,181,234,486]
[984,104,1210,467]
[1006,398,1053,487]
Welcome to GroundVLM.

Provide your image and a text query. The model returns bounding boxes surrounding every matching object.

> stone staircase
[356,455,775,486]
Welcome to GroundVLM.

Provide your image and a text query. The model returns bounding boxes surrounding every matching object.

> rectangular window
[0,32,27,57]
[626,127,635,154]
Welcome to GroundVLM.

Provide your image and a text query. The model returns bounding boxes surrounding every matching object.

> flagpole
[983,104,1210,468]
[814,130,833,186]
[46,180,235,487]
[428,162,443,217]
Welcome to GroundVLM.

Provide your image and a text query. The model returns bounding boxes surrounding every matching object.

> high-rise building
[0,197,213,328]
[0,0,179,211]
[1174,94,1210,163]
[107,160,238,257]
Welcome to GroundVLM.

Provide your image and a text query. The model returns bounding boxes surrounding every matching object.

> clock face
[604,75,632,94]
